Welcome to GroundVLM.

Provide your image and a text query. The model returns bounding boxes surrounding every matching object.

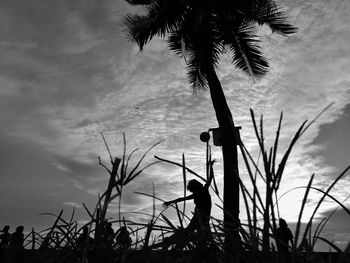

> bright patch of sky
[0,0,349,250]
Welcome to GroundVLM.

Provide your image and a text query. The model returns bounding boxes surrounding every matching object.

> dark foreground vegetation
[8,248,347,263]
[1,109,349,263]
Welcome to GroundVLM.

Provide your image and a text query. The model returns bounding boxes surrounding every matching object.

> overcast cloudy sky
[0,0,349,251]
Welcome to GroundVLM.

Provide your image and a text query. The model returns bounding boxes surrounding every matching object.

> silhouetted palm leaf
[123,0,296,88]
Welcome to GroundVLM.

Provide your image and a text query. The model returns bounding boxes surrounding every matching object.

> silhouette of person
[115,226,132,263]
[9,225,25,262]
[76,226,94,249]
[0,225,11,260]
[0,225,11,250]
[162,160,215,246]
[102,222,115,248]
[275,218,294,262]
[115,226,132,249]
[299,238,312,254]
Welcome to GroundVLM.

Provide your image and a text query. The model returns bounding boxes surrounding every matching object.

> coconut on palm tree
[122,0,296,251]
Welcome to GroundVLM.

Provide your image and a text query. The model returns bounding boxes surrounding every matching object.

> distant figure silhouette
[298,238,312,254]
[162,160,215,248]
[9,225,25,262]
[275,218,294,262]
[76,226,94,249]
[102,222,115,247]
[0,225,11,250]
[115,226,132,249]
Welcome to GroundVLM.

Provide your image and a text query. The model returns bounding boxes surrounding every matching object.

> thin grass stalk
[250,109,263,152]
[161,214,177,230]
[274,191,280,222]
[272,113,283,220]
[118,185,123,228]
[31,228,35,250]
[125,140,163,182]
[69,205,76,225]
[143,184,157,248]
[262,168,272,252]
[272,112,283,178]
[175,203,184,229]
[123,148,139,179]
[39,209,64,250]
[239,144,265,211]
[121,132,127,178]
[311,216,327,249]
[299,102,334,138]
[314,236,342,253]
[294,173,315,248]
[123,161,162,184]
[275,121,307,191]
[99,156,121,221]
[258,129,273,252]
[239,178,265,218]
[239,179,255,251]
[252,177,258,252]
[182,153,187,223]
[82,203,94,221]
[267,150,277,234]
[210,155,220,196]
[101,131,114,164]
[132,193,191,226]
[154,155,206,182]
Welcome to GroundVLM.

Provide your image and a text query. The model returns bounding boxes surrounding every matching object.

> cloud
[313,207,350,251]
[0,0,349,242]
[0,133,98,230]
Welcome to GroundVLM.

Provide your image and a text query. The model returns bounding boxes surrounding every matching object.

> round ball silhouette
[200,132,210,142]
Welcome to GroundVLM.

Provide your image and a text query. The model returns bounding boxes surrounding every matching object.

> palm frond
[228,23,269,78]
[185,35,223,89]
[123,0,187,50]
[167,30,187,59]
[186,53,209,89]
[250,0,297,35]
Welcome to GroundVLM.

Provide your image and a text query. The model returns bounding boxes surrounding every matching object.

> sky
[0,0,349,251]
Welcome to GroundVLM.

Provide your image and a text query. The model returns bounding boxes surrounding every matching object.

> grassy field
[2,109,349,263]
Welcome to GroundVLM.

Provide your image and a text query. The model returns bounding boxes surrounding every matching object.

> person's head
[279,218,287,228]
[2,225,10,233]
[82,226,89,234]
[187,179,203,193]
[16,226,24,233]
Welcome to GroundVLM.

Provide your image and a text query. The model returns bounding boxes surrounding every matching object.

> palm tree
[123,0,296,250]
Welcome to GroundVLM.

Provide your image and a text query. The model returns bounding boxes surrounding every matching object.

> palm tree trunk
[206,66,241,252]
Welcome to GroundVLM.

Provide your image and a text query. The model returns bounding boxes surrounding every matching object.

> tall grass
[235,105,350,262]
[18,108,350,263]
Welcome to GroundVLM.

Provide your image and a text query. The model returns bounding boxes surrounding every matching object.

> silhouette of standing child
[162,160,215,247]
[275,218,294,262]
[0,225,11,250]
[9,225,25,263]
[103,222,115,248]
[0,225,11,259]
[76,226,94,249]
[115,226,132,249]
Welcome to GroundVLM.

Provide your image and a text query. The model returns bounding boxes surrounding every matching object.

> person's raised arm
[162,194,194,209]
[204,160,216,190]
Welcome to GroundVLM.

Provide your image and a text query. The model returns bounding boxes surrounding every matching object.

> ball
[200,132,210,142]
